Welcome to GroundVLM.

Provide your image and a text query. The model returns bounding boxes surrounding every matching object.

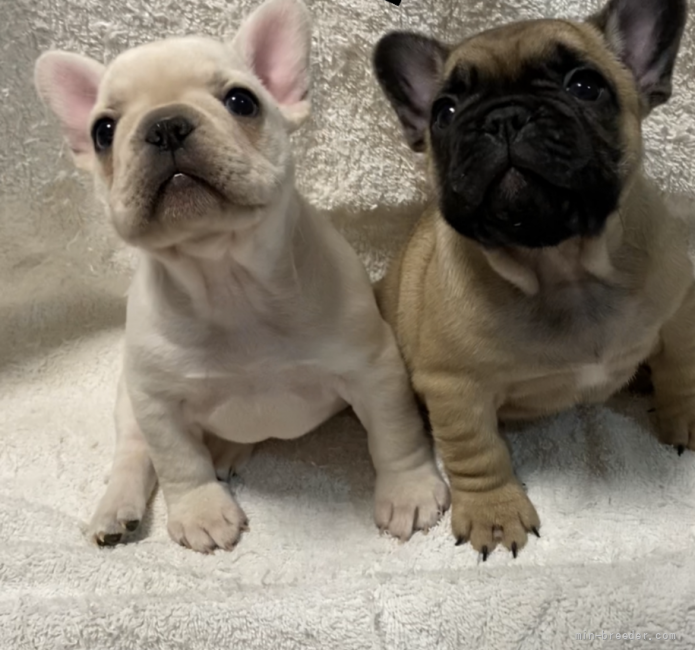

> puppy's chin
[441,166,617,249]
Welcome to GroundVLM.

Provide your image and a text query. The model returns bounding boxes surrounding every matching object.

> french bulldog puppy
[34,0,449,553]
[373,0,690,559]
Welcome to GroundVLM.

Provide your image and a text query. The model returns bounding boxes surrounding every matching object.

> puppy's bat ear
[34,51,105,171]
[231,0,312,130]
[373,32,448,152]
[588,0,687,114]
[34,51,105,170]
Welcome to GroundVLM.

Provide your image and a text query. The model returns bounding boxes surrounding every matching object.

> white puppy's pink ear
[34,51,105,170]
[232,0,312,129]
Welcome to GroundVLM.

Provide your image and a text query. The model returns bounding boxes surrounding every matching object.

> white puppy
[34,0,449,552]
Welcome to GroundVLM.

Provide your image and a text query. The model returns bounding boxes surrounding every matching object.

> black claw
[99,533,122,546]
[678,445,685,456]
[532,527,541,538]
[124,520,140,532]
[455,536,466,546]
[512,541,518,559]
[482,546,489,562]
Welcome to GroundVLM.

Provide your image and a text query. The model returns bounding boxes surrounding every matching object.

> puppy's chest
[500,283,659,417]
[528,275,654,358]
[186,363,344,442]
[169,321,346,443]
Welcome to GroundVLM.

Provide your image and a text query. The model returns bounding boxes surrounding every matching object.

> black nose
[145,116,194,152]
[482,105,531,142]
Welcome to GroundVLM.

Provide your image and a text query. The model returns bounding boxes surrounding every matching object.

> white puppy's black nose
[145,116,194,152]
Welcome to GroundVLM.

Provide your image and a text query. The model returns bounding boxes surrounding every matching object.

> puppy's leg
[417,371,540,559]
[343,326,450,541]
[204,432,254,482]
[648,285,695,454]
[88,375,157,546]
[133,397,247,553]
[624,363,654,396]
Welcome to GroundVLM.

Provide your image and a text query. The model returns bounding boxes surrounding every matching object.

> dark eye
[91,118,116,151]
[224,88,260,117]
[432,97,457,130]
[564,68,607,102]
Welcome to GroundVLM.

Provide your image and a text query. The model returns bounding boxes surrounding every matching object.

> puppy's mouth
[150,171,226,220]
[442,158,592,249]
[156,172,221,203]
[451,144,577,208]
[490,166,534,203]
[485,165,578,243]
[441,145,619,249]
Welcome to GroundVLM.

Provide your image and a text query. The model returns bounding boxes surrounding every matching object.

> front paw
[167,482,248,553]
[654,409,695,455]
[374,463,450,541]
[88,491,147,547]
[451,481,540,560]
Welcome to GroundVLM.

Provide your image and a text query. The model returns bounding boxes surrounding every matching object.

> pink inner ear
[245,10,308,106]
[50,60,101,154]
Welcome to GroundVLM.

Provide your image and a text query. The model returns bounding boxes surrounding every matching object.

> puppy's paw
[374,464,450,541]
[654,410,695,455]
[167,482,248,553]
[451,481,540,560]
[88,492,147,547]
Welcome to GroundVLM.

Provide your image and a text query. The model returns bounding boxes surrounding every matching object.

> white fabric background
[1,0,695,648]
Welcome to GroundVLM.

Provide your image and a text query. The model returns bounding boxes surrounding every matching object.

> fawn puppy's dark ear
[373,32,448,151]
[588,0,688,113]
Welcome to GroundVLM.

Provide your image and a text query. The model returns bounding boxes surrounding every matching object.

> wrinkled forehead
[97,37,249,110]
[443,19,618,84]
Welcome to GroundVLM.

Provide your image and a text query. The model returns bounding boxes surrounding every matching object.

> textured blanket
[2,0,695,648]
